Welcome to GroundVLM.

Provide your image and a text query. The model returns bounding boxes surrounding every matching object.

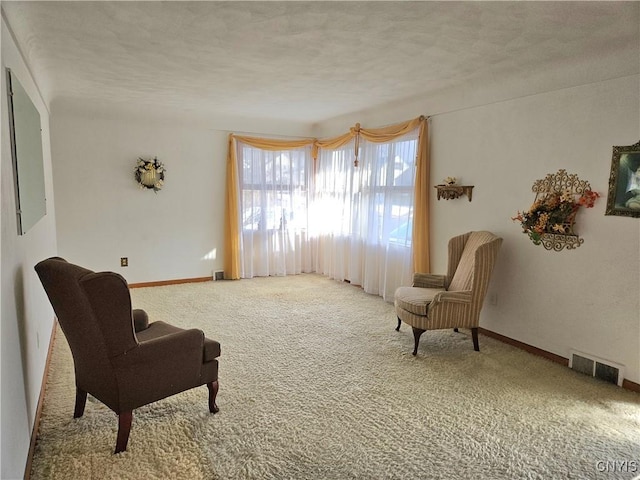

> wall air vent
[569,350,624,387]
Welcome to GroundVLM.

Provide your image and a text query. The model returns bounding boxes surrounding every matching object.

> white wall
[1,16,57,480]
[431,76,640,384]
[52,76,640,385]
[316,75,640,384]
[51,103,314,284]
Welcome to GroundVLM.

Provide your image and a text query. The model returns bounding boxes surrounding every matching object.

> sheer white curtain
[312,130,418,300]
[310,139,362,284]
[236,141,314,278]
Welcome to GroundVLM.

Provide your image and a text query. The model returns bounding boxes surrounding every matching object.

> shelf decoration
[512,169,599,251]
[135,157,165,193]
[434,177,474,201]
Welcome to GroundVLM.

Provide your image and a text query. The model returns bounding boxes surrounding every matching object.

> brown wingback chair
[394,231,502,355]
[34,257,220,454]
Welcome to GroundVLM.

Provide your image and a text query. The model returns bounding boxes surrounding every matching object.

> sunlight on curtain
[310,139,361,283]
[313,129,418,300]
[237,141,314,278]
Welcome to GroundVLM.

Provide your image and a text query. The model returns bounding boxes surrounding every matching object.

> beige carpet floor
[30,274,640,479]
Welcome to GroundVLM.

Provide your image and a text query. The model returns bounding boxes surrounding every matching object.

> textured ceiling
[2,1,639,124]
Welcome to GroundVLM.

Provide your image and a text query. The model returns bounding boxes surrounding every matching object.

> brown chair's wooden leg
[73,388,87,418]
[471,327,479,351]
[412,327,425,356]
[114,411,133,454]
[395,317,401,331]
[207,381,219,414]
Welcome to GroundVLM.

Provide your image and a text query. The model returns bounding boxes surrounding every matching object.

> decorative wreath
[135,157,165,192]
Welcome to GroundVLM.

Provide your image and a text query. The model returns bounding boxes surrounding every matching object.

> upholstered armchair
[394,231,502,355]
[34,257,220,454]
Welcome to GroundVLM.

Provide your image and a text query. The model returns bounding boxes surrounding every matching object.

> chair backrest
[447,231,502,295]
[34,257,137,407]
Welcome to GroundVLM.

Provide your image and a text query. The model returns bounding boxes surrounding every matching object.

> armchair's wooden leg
[207,381,219,414]
[395,317,401,331]
[471,327,479,352]
[114,411,133,454]
[412,327,425,356]
[73,387,87,418]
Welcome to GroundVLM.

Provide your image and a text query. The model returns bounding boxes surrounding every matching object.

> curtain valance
[231,135,316,151]
[229,116,425,158]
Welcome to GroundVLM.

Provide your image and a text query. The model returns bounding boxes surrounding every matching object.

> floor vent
[569,350,624,386]
[214,271,224,281]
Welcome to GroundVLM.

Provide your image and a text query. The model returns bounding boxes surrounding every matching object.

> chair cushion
[135,321,220,362]
[394,286,444,316]
[135,320,184,342]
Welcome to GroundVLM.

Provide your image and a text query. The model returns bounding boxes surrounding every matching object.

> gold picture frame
[605,140,640,218]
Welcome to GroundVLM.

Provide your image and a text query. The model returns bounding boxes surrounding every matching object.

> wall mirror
[6,68,46,234]
[605,140,640,218]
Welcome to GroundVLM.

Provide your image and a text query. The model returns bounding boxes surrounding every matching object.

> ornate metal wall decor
[512,169,599,251]
[434,184,474,201]
[434,178,474,201]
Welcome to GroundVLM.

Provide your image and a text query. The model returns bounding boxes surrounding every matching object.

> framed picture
[605,140,640,218]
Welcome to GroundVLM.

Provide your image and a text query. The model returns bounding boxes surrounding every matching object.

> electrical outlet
[489,293,497,306]
[120,257,128,267]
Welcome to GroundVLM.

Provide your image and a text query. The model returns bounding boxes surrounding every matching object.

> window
[236,141,314,278]
[231,125,419,299]
[313,130,418,299]
[238,143,311,233]
[362,137,417,247]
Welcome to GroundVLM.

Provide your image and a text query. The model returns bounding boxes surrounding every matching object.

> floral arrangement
[444,176,457,185]
[512,189,599,245]
[135,157,165,192]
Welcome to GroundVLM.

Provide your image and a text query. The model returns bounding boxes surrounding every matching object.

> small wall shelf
[435,185,474,202]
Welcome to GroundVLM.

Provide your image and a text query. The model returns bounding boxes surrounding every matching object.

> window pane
[238,142,311,232]
[359,136,417,246]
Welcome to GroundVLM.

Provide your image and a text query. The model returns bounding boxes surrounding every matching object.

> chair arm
[413,273,446,289]
[431,290,472,306]
[426,290,474,329]
[132,309,149,332]
[111,328,207,411]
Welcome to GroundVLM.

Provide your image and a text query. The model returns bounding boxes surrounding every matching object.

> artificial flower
[444,176,457,185]
[512,189,598,245]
